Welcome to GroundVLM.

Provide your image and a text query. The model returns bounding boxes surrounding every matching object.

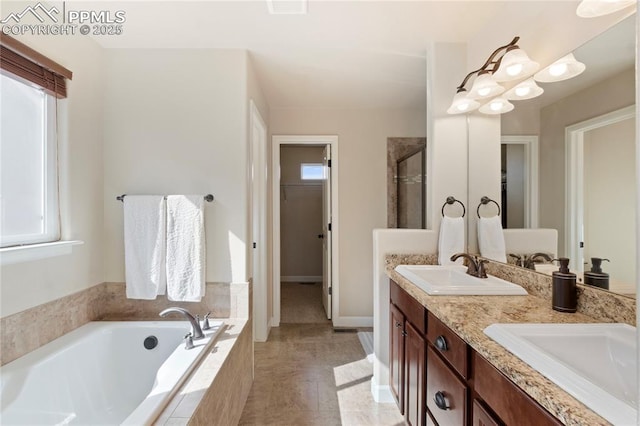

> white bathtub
[0,320,225,425]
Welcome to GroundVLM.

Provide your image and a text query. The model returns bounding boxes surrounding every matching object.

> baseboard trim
[281,275,322,283]
[332,316,373,328]
[371,378,395,403]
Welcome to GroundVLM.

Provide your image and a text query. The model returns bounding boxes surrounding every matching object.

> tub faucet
[159,307,205,339]
[450,253,488,278]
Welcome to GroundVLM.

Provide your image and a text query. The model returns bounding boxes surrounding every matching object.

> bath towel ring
[476,196,500,218]
[441,196,466,217]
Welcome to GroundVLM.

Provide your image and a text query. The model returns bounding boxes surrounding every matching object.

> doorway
[566,105,636,280]
[272,135,339,327]
[500,135,539,229]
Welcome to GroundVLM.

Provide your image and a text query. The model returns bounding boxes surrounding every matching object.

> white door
[250,101,268,342]
[322,145,332,319]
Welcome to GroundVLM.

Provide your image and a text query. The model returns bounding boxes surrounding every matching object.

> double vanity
[386,254,637,426]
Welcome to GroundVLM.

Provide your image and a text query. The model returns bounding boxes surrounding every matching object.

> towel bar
[117,194,214,202]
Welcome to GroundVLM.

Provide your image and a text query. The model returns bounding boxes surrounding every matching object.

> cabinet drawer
[473,399,500,426]
[427,346,467,426]
[427,312,468,378]
[474,353,562,426]
[391,280,426,333]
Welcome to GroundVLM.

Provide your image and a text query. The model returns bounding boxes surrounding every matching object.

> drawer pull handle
[395,322,402,328]
[435,335,448,351]
[401,330,408,337]
[434,391,451,411]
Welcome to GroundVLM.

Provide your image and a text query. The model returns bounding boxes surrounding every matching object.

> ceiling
[45,1,633,110]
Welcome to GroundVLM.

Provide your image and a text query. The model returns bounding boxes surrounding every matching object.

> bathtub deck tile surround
[385,254,636,426]
[154,318,253,426]
[0,281,249,366]
[0,283,105,365]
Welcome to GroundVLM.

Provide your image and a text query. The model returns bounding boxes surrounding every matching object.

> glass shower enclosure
[396,146,426,229]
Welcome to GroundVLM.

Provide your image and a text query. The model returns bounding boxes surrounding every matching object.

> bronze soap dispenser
[552,258,577,313]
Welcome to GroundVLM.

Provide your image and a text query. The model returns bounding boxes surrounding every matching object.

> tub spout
[159,307,205,339]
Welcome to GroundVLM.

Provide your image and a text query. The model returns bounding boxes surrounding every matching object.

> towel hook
[476,196,500,218]
[441,196,466,218]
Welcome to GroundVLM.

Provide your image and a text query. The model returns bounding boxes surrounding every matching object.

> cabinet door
[405,321,426,426]
[474,353,562,426]
[390,302,405,413]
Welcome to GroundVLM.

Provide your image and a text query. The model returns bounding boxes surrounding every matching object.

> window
[0,73,59,247]
[301,163,325,180]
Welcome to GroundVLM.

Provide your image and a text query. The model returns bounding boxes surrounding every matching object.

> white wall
[584,118,636,285]
[270,108,425,320]
[426,42,469,233]
[539,68,635,256]
[467,114,501,253]
[103,49,250,285]
[1,33,105,318]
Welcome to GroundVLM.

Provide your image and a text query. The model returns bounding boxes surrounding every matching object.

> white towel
[124,196,166,299]
[166,195,206,302]
[478,216,507,263]
[438,216,465,265]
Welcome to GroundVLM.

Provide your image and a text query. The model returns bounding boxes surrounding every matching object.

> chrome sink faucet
[450,253,488,278]
[159,307,205,339]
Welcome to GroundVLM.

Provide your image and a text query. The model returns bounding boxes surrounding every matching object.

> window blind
[0,34,72,98]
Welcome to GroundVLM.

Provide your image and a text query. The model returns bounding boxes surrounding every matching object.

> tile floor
[280,282,330,324]
[239,283,404,425]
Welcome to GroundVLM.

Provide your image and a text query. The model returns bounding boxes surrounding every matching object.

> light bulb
[477,87,491,97]
[490,101,503,111]
[506,63,523,76]
[549,63,568,77]
[457,103,469,112]
[515,86,531,97]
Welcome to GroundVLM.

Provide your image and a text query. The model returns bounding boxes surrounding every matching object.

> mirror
[499,15,636,297]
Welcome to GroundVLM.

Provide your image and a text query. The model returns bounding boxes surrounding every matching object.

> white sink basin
[394,265,528,296]
[484,323,637,425]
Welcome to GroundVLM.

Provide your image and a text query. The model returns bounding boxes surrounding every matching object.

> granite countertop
[386,263,611,426]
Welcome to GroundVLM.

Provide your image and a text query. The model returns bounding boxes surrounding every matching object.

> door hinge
[328,159,332,167]
[328,223,332,231]
[329,287,332,295]
[253,242,257,249]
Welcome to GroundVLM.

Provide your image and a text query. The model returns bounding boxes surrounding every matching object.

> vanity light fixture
[479,97,514,115]
[492,48,540,82]
[534,53,586,83]
[447,36,539,115]
[447,89,481,114]
[504,78,544,100]
[467,71,505,99]
[576,0,636,18]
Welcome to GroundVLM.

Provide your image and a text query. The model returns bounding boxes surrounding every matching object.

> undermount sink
[484,323,637,425]
[394,265,528,296]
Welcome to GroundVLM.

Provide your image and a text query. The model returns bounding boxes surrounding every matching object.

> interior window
[300,163,325,180]
[0,73,59,247]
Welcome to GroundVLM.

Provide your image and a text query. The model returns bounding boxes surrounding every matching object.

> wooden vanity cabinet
[389,280,565,426]
[390,281,427,426]
[473,353,563,426]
